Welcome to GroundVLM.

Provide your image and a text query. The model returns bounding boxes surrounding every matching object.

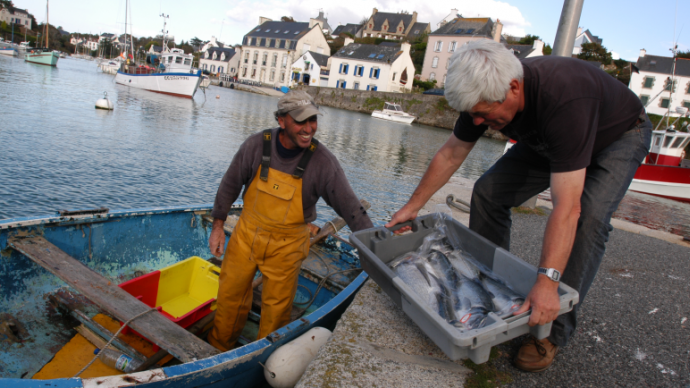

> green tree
[543,43,552,55]
[518,34,539,45]
[410,32,428,74]
[677,50,690,59]
[190,37,202,51]
[0,0,14,8]
[577,42,612,65]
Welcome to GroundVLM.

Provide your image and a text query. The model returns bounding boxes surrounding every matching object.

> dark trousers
[469,117,652,347]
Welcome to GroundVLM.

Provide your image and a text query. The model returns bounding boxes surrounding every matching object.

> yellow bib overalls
[209,130,317,352]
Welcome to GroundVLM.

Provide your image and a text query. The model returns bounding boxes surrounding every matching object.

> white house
[200,47,240,76]
[200,36,224,53]
[572,27,602,55]
[99,33,117,43]
[327,38,415,92]
[238,17,329,87]
[289,51,330,87]
[629,49,690,117]
[0,6,32,29]
[506,40,544,59]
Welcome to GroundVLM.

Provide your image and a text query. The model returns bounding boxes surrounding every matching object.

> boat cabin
[160,48,193,73]
[383,102,403,112]
[647,129,690,166]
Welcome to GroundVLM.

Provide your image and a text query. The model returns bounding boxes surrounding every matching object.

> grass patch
[462,348,513,388]
[404,98,422,111]
[512,206,547,216]
[436,97,452,112]
[351,96,357,102]
[364,96,385,111]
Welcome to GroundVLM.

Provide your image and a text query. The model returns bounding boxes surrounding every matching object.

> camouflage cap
[276,90,322,122]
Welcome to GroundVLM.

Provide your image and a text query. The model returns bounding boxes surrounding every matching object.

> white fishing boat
[372,102,416,124]
[99,57,123,75]
[114,10,202,98]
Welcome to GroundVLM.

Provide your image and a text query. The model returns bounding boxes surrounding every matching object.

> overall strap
[292,138,319,179]
[260,129,272,181]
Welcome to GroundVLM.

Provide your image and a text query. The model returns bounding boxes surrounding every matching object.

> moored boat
[629,128,690,202]
[0,204,367,387]
[25,0,58,67]
[372,102,416,124]
[0,47,18,56]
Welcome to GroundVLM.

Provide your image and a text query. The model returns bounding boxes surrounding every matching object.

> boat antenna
[160,13,169,53]
[666,0,680,129]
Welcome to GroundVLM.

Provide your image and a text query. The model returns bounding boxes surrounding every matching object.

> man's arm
[513,168,585,326]
[386,134,475,227]
[209,218,226,257]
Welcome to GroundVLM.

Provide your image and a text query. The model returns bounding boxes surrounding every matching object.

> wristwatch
[538,267,561,282]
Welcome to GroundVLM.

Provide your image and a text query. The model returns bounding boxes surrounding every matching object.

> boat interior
[0,206,362,381]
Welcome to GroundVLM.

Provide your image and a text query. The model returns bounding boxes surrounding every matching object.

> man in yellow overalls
[207,90,373,352]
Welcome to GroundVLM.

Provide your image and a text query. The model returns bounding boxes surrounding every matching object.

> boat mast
[160,13,169,53]
[129,2,135,63]
[45,0,49,49]
[667,45,678,128]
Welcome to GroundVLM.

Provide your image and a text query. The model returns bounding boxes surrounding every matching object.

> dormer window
[205,52,209,58]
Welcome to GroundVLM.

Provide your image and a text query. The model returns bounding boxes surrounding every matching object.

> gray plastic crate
[349,213,579,364]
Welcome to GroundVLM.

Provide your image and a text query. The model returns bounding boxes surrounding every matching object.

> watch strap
[538,267,561,282]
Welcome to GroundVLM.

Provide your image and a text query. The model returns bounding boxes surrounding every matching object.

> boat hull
[371,111,415,124]
[115,71,202,98]
[0,48,18,57]
[0,205,366,387]
[629,164,690,203]
[25,51,59,66]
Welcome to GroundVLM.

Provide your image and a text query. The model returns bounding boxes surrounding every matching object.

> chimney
[492,19,503,42]
[400,42,411,55]
[259,16,272,25]
[309,18,322,29]
[343,37,354,46]
[372,8,378,15]
[639,48,646,58]
[412,11,418,22]
[577,27,582,36]
[533,39,544,53]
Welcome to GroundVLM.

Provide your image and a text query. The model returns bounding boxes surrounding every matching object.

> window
[449,41,457,52]
[339,63,349,74]
[336,80,346,89]
[663,136,673,147]
[660,98,670,108]
[671,137,684,148]
[271,53,277,67]
[251,38,256,46]
[392,72,396,81]
[242,67,247,76]
[251,68,256,78]
[281,55,287,68]
[467,29,475,34]
[269,39,276,48]
[175,56,182,64]
[414,30,420,35]
[368,53,376,58]
[664,79,677,92]
[260,38,266,46]
[377,54,384,59]
[294,31,299,34]
[434,41,442,52]
[244,52,249,64]
[270,70,275,81]
[455,29,464,34]
[369,68,380,79]
[265,29,270,32]
[429,72,436,81]
[280,71,285,82]
[353,65,364,76]
[432,57,439,68]
[643,77,654,88]
[684,101,690,109]
[184,58,191,65]
[369,24,372,29]
[275,29,280,33]
[640,95,650,106]
[205,52,210,59]
[253,52,258,65]
[284,30,289,34]
[354,82,360,90]
[262,53,267,66]
[212,52,217,60]
[279,40,286,49]
[210,65,215,72]
[443,74,447,85]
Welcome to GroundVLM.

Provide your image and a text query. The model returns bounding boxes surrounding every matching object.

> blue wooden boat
[0,204,367,387]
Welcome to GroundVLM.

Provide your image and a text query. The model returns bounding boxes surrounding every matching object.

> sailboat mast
[46,0,49,49]
[124,0,128,60]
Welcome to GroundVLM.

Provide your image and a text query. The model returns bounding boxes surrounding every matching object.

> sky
[16,0,690,61]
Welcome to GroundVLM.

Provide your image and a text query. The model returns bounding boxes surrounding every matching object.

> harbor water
[1,56,689,238]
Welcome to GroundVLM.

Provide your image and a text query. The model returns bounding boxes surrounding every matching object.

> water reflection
[1,58,688,239]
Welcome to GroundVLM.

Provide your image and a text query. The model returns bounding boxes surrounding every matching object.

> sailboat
[25,0,59,66]
[114,7,202,98]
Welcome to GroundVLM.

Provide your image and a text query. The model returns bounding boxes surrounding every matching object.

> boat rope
[258,361,276,378]
[326,220,339,233]
[294,268,363,311]
[446,194,470,213]
[73,307,159,377]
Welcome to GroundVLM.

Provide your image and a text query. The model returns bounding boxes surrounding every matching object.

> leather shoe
[514,336,558,372]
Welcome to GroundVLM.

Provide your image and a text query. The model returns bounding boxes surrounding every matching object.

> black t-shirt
[453,56,643,172]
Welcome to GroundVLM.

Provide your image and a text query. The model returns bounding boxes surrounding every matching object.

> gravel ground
[493,211,690,388]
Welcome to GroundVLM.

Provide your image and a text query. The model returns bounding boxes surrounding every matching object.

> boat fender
[95,92,114,110]
[264,327,332,388]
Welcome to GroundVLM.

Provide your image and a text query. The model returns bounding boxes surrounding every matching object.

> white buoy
[95,92,114,110]
[263,327,332,388]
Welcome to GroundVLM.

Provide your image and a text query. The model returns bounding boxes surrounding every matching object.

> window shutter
[345,65,349,74]
[376,69,379,79]
[369,68,373,78]
[366,85,370,91]
[336,80,340,88]
[343,81,347,88]
[339,64,343,74]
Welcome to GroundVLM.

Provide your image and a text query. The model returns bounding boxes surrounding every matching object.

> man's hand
[385,205,418,230]
[209,219,226,257]
[513,277,561,326]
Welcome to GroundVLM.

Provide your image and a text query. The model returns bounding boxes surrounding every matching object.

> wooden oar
[252,199,371,289]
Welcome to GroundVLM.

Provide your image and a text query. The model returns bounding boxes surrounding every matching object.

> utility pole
[552,0,584,57]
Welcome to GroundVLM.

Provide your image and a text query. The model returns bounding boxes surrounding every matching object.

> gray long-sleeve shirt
[212,128,373,232]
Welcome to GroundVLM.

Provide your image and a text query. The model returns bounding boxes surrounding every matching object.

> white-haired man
[388,39,651,371]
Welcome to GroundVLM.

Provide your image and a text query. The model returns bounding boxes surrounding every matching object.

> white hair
[444,39,524,112]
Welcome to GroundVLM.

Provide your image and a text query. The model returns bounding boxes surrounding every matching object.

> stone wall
[295,86,505,139]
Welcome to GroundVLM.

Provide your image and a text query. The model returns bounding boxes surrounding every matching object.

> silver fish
[393,257,455,321]
[480,274,525,319]
[452,276,495,330]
